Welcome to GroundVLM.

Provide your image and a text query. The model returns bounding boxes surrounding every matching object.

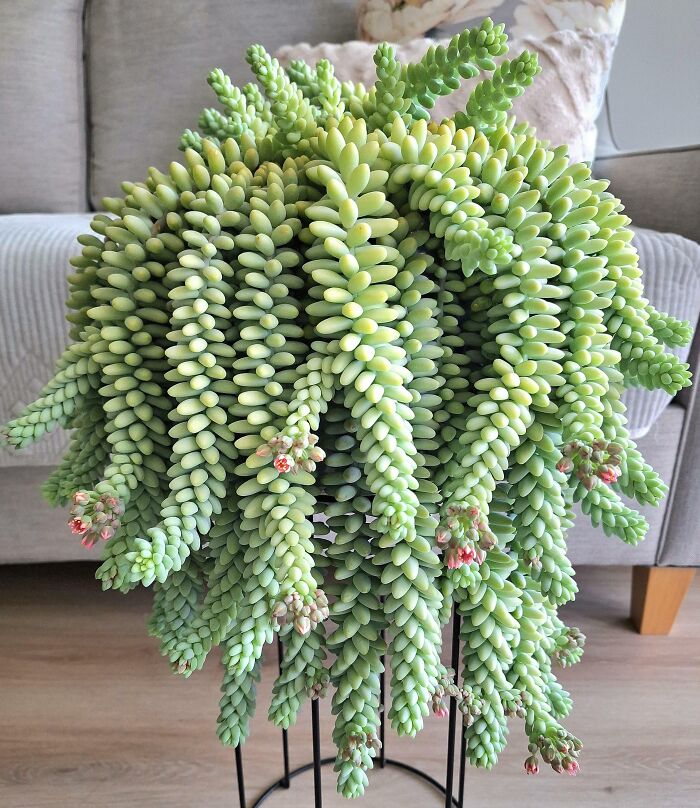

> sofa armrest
[594,145,700,244]
[657,321,700,567]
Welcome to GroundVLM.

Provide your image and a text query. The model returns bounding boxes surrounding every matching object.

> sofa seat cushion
[0,214,94,468]
[624,227,700,439]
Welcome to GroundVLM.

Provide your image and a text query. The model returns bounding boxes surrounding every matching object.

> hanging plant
[3,18,691,799]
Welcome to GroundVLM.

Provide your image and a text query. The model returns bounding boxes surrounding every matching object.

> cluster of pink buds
[431,669,483,727]
[435,504,496,570]
[340,732,382,768]
[529,732,582,775]
[307,671,330,700]
[503,691,527,720]
[552,626,586,668]
[557,439,622,491]
[68,490,123,548]
[256,431,326,475]
[272,588,329,635]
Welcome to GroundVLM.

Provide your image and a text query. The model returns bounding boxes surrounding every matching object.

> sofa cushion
[0,214,94,468]
[0,0,86,213]
[357,0,627,42]
[86,0,358,208]
[624,228,700,439]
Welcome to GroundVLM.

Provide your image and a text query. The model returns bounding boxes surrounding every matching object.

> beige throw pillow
[277,29,616,164]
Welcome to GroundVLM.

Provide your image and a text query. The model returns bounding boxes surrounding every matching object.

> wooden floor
[0,564,698,808]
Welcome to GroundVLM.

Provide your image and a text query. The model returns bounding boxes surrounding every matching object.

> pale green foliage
[3,17,691,798]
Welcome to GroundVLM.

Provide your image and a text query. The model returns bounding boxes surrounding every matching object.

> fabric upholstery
[623,228,700,439]
[356,0,626,43]
[0,0,87,213]
[594,147,700,245]
[659,330,700,567]
[0,467,80,563]
[277,29,616,164]
[0,214,94,468]
[86,0,358,208]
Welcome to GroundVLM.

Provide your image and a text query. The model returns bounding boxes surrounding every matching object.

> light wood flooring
[1,564,698,808]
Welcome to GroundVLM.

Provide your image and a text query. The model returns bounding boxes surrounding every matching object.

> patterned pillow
[357,0,626,42]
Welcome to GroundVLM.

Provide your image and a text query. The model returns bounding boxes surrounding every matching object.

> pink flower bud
[435,527,451,545]
[273,454,294,473]
[478,531,496,551]
[294,615,311,635]
[524,756,539,775]
[271,602,287,622]
[556,457,574,474]
[73,491,89,505]
[445,547,462,569]
[100,526,114,541]
[564,759,580,776]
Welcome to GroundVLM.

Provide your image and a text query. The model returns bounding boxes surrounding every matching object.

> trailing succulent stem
[3,17,691,799]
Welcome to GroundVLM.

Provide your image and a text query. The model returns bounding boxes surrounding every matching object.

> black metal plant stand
[234,611,467,807]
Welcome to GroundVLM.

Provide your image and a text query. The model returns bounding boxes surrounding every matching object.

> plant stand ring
[234,612,467,808]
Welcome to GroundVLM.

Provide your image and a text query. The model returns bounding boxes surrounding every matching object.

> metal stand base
[235,611,466,807]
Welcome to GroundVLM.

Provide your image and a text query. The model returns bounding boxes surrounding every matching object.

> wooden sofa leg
[631,566,695,635]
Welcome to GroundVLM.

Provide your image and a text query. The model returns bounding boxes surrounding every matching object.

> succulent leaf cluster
[3,18,691,798]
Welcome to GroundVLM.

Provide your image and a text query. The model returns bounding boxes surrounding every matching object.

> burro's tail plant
[3,18,692,797]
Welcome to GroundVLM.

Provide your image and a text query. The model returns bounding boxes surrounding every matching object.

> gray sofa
[1,1,699,633]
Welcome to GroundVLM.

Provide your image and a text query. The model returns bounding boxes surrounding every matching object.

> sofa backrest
[85,0,357,208]
[0,0,87,213]
[3,1,698,218]
[0,0,357,214]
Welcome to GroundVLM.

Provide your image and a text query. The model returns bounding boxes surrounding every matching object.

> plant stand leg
[630,566,695,635]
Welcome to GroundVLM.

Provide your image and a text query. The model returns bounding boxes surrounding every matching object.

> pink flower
[69,518,88,535]
[434,702,448,718]
[597,466,618,484]
[524,756,539,775]
[273,454,294,473]
[458,546,476,566]
[80,534,96,549]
